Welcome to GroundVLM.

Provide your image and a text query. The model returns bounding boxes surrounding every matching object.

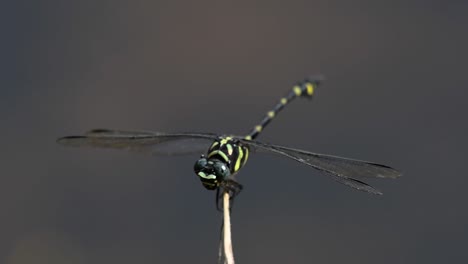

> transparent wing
[57,129,218,156]
[241,139,401,194]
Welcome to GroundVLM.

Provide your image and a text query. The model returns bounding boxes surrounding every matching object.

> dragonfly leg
[215,180,243,211]
[224,179,243,200]
[217,180,243,212]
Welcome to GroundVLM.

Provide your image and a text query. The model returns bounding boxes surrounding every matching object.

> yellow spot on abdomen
[280,98,287,105]
[255,125,263,132]
[267,111,275,118]
[293,86,302,96]
[244,135,252,140]
[305,83,314,96]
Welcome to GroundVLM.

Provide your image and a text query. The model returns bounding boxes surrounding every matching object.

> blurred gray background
[2,0,468,263]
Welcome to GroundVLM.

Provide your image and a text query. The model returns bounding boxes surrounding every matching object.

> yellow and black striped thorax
[207,136,250,174]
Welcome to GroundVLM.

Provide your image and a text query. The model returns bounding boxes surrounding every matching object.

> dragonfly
[57,77,401,207]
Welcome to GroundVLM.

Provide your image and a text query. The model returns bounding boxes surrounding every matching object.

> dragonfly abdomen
[245,77,322,140]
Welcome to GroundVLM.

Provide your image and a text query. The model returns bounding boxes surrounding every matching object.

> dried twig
[222,191,235,264]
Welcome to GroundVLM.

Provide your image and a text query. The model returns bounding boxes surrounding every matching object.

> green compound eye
[194,157,208,173]
[213,161,230,180]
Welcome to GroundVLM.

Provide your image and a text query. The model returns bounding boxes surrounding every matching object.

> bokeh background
[2,0,468,263]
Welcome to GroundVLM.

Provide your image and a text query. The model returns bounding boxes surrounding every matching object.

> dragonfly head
[194,156,230,190]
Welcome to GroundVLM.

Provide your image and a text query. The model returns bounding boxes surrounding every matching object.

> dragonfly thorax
[194,156,230,190]
[194,136,250,190]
